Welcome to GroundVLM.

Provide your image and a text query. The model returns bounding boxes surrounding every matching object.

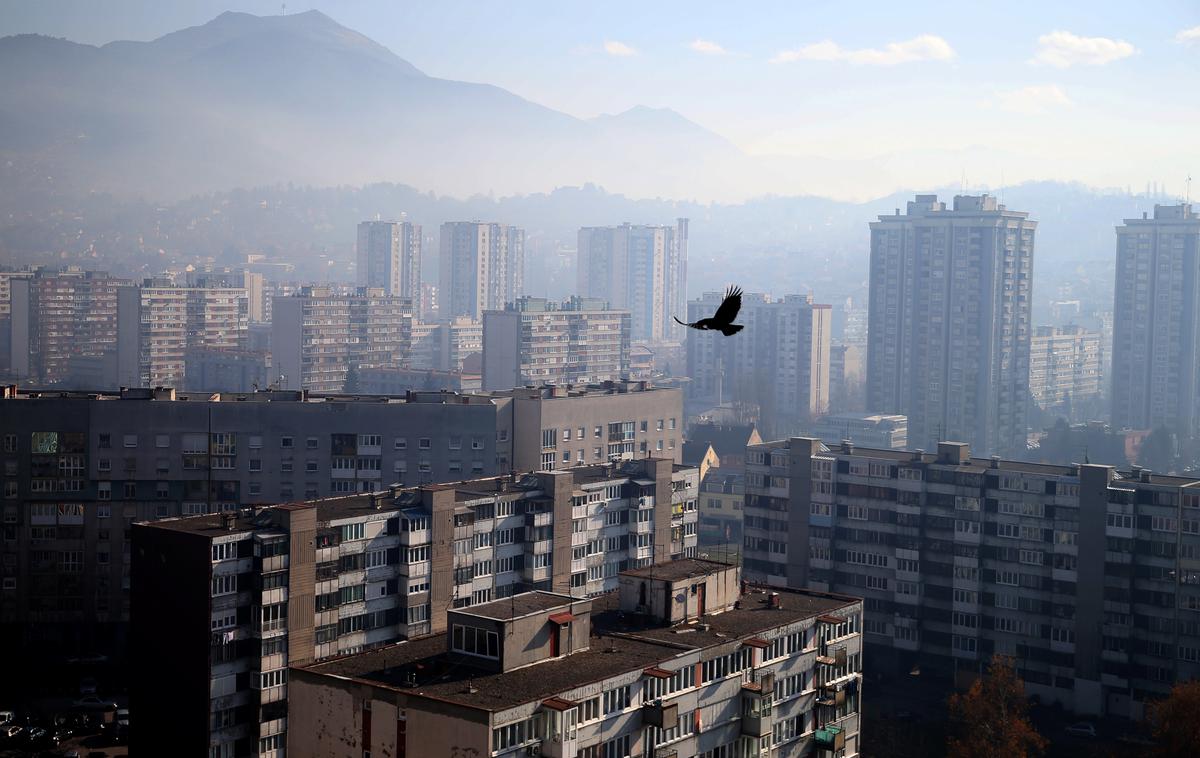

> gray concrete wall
[482,310,520,392]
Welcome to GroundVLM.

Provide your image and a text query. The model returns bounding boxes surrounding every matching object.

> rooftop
[453,591,578,621]
[686,423,759,458]
[139,460,695,536]
[0,382,671,404]
[749,437,1200,487]
[620,558,735,582]
[298,585,858,712]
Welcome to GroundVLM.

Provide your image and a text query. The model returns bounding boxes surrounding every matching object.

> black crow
[674,285,744,336]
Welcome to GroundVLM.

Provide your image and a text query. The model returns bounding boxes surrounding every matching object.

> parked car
[1,724,24,741]
[1066,722,1097,739]
[0,710,14,726]
[26,726,49,746]
[71,696,117,711]
[78,677,98,696]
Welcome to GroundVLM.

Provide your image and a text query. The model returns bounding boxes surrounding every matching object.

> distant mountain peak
[103,9,425,77]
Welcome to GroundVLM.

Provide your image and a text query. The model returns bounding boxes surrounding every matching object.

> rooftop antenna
[1187,175,1193,204]
[281,3,286,15]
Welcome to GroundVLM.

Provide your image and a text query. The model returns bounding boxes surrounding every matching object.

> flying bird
[675,285,744,336]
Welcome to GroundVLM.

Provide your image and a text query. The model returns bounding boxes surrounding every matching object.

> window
[419,438,431,450]
[394,437,407,450]
[281,436,294,449]
[98,482,111,501]
[212,542,237,562]
[212,575,237,596]
[248,435,263,449]
[1107,512,1134,529]
[123,434,138,448]
[306,437,319,450]
[155,434,170,448]
[407,604,430,624]
[452,624,500,658]
[603,686,631,713]
[254,669,288,689]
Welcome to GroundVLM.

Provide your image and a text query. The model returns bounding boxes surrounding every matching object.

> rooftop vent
[990,455,1001,469]
[221,512,237,531]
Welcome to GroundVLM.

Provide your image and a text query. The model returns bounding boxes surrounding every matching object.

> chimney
[1141,469,1152,482]
[841,439,854,454]
[990,455,1001,469]
[221,512,236,531]
[768,593,782,610]
[912,449,924,461]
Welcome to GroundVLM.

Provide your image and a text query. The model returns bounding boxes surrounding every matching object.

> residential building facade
[271,286,413,392]
[130,460,700,756]
[184,348,272,393]
[9,268,129,385]
[439,221,525,319]
[357,220,422,301]
[1029,325,1103,420]
[805,413,908,451]
[408,317,482,372]
[493,382,684,471]
[576,220,689,342]
[867,194,1036,457]
[287,561,863,758]
[686,292,831,439]
[482,297,631,391]
[743,436,1200,719]
[115,280,249,389]
[1112,203,1200,436]
[0,382,684,682]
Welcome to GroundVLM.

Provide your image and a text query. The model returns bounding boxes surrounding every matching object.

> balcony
[814,725,845,751]
[740,690,773,737]
[641,699,679,728]
[526,511,554,529]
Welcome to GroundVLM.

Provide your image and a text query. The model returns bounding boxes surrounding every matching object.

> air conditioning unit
[525,745,542,757]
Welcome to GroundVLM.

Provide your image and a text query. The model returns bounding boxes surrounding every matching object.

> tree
[946,655,1047,758]
[1148,680,1200,757]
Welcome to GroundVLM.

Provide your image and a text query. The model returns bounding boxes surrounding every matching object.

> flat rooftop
[454,591,578,621]
[298,585,857,712]
[621,557,735,582]
[139,460,699,536]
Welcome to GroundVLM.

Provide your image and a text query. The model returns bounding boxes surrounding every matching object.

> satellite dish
[675,593,686,603]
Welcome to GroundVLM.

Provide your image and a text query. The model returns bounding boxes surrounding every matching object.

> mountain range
[0,10,766,203]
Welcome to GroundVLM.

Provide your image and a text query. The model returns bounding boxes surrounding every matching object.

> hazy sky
[4,0,1199,197]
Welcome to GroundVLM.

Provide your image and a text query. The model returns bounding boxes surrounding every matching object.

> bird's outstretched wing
[712,286,742,325]
[673,316,695,328]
